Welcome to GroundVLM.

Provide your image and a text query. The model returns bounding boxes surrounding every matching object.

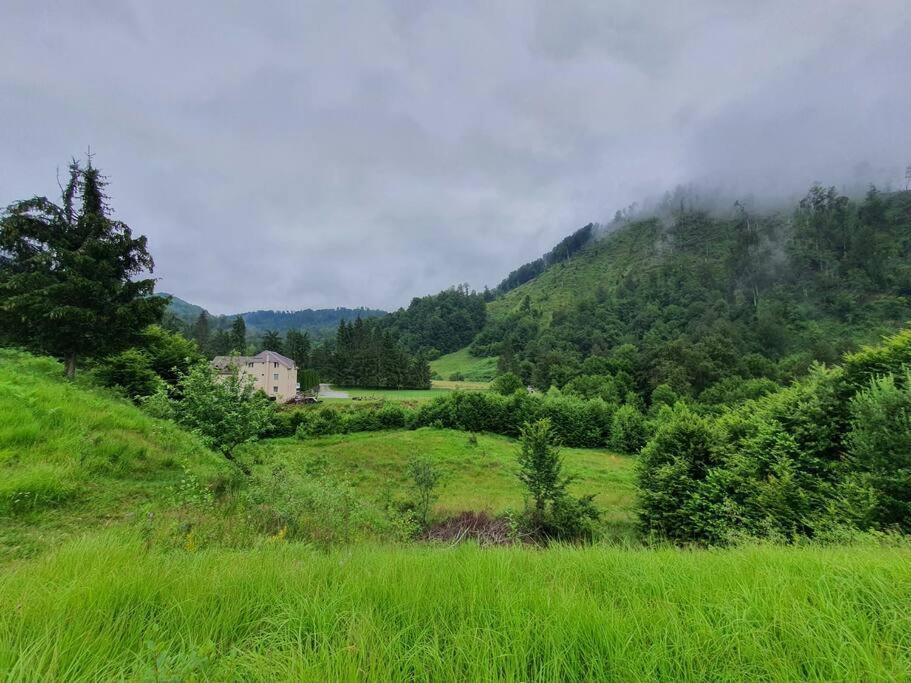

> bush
[148,362,275,457]
[515,419,599,542]
[491,372,524,396]
[609,404,649,453]
[96,348,163,400]
[448,372,465,382]
[846,371,911,531]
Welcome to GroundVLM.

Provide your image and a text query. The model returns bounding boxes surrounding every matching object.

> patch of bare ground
[422,511,515,546]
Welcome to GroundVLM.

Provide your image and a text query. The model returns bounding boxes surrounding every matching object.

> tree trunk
[65,352,77,379]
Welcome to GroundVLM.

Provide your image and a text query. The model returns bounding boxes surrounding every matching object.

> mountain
[466,186,911,401]
[160,294,386,339]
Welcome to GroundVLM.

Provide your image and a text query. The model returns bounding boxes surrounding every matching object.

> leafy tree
[636,406,722,542]
[379,284,487,356]
[491,372,524,395]
[609,404,649,453]
[147,361,275,463]
[229,316,246,353]
[0,158,165,377]
[407,456,442,528]
[261,329,283,353]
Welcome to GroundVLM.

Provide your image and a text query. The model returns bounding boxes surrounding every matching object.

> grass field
[430,347,498,382]
[2,534,910,681]
[245,429,636,536]
[0,349,230,561]
[338,387,454,402]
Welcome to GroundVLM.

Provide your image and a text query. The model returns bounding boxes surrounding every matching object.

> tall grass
[2,533,910,681]
[0,349,230,559]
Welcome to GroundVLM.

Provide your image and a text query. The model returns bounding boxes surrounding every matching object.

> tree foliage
[0,159,165,376]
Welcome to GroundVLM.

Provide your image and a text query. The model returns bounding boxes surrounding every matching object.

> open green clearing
[331,387,454,402]
[430,347,498,381]
[2,536,909,681]
[244,429,635,536]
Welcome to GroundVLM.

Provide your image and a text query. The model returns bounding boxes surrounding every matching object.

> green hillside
[0,349,231,560]
[430,347,498,381]
[472,188,911,395]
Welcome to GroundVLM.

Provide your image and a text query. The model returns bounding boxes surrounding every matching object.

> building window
[273,373,279,380]
[273,362,278,368]
[273,386,279,393]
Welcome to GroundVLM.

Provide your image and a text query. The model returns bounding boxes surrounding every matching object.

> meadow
[1,535,909,680]
[244,429,636,537]
[430,347,498,381]
[333,387,454,402]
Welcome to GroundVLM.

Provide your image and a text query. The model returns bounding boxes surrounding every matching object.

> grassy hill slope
[430,347,498,381]
[0,349,231,560]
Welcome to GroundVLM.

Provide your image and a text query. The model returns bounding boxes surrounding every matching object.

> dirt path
[318,383,350,399]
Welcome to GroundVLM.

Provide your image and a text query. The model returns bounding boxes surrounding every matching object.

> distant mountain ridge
[159,294,386,338]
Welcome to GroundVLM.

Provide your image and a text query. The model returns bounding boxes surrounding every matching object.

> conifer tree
[229,315,246,353]
[0,158,165,377]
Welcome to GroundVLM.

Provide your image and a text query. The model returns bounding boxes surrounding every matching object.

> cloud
[1,0,909,312]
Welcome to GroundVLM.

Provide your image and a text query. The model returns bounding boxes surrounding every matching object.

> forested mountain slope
[472,187,911,400]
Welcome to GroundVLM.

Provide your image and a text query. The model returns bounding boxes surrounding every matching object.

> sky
[2,1,910,314]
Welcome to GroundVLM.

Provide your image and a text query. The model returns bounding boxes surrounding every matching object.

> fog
[1,1,909,312]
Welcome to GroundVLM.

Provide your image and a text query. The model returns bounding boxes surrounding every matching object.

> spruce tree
[229,315,246,353]
[0,158,165,377]
[192,311,210,353]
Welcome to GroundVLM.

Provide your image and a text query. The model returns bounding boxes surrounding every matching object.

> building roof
[211,355,253,373]
[253,350,296,369]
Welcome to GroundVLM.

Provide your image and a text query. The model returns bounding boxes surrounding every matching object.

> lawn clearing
[336,387,454,402]
[430,347,498,382]
[245,428,636,537]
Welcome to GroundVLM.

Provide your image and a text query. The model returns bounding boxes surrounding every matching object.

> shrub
[296,407,343,437]
[515,419,599,542]
[448,372,465,382]
[609,404,649,453]
[150,362,275,457]
[846,371,911,531]
[408,456,442,528]
[491,372,524,396]
[96,348,163,400]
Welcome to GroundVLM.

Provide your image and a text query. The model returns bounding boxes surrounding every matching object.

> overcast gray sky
[2,1,909,313]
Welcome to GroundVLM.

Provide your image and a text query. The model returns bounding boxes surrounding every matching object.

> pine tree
[192,311,210,353]
[0,158,165,377]
[261,329,283,353]
[285,329,310,368]
[229,316,246,353]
